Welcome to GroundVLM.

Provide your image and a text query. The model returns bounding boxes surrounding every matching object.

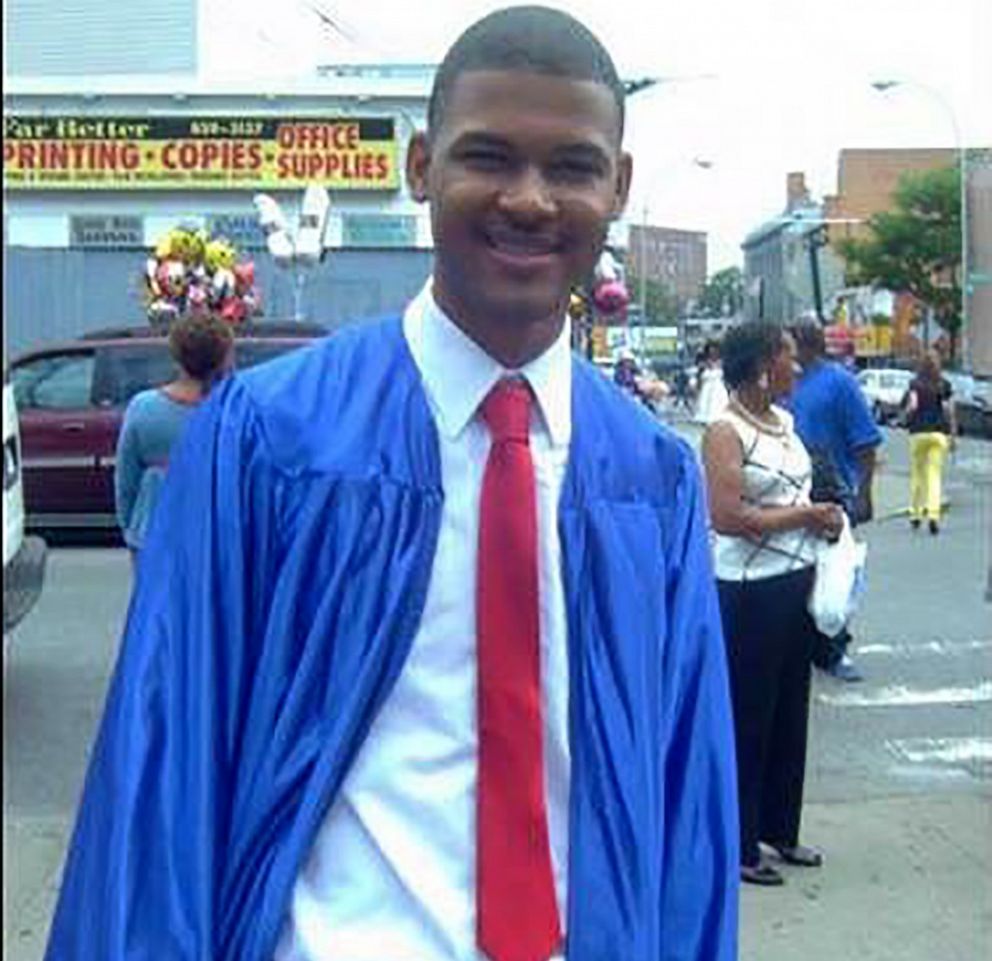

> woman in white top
[693,340,729,425]
[702,323,843,887]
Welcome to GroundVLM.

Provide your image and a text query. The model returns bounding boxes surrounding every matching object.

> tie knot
[481,379,532,443]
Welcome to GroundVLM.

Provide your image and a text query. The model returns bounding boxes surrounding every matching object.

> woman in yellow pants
[904,352,956,534]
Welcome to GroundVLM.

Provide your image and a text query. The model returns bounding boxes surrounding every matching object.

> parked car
[954,374,992,439]
[8,322,328,531]
[3,379,47,631]
[943,371,976,405]
[857,367,914,424]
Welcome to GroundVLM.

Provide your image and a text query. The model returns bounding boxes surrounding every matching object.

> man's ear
[611,152,633,220]
[406,132,431,204]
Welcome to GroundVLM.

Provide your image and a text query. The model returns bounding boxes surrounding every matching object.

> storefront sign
[3,115,399,191]
[342,213,417,248]
[69,215,144,248]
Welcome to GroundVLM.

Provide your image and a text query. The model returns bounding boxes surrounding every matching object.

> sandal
[771,844,823,867]
[741,863,785,886]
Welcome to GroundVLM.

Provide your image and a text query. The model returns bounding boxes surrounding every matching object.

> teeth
[491,236,555,255]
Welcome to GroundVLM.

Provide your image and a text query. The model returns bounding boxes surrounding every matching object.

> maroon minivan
[9,322,327,531]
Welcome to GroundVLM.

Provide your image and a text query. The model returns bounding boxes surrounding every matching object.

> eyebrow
[449,130,612,165]
[448,131,514,151]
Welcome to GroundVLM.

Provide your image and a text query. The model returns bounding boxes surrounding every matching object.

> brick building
[823,148,992,374]
[626,225,707,317]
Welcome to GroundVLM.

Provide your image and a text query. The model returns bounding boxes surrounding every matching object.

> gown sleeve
[659,450,739,961]
[45,376,283,960]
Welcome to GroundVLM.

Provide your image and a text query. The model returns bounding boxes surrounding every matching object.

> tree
[697,266,744,317]
[837,165,961,358]
[629,275,678,324]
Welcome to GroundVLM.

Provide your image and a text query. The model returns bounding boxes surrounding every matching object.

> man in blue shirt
[791,322,882,682]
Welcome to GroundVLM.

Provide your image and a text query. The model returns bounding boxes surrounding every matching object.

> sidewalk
[667,412,992,960]
[739,794,991,961]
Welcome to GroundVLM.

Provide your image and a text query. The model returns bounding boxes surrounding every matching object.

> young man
[46,8,738,960]
[790,321,883,682]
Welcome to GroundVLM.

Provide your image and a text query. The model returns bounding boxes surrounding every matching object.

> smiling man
[46,7,738,961]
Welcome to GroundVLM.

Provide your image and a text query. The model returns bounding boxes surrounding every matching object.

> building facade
[823,147,992,373]
[3,3,438,358]
[741,172,845,325]
[626,225,707,317]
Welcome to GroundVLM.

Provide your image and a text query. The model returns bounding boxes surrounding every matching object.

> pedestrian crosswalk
[817,681,992,708]
[810,636,992,786]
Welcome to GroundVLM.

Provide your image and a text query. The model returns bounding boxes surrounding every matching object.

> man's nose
[498,166,557,221]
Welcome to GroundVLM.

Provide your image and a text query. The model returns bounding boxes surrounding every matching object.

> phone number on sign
[188,120,266,138]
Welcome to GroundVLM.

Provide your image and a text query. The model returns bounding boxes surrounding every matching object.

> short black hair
[427,5,625,139]
[168,314,233,383]
[792,321,825,356]
[721,323,786,390]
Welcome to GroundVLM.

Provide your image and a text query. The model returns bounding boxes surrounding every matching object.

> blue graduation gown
[46,317,738,960]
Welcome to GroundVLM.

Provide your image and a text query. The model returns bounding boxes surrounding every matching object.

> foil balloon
[592,278,629,315]
[186,284,210,315]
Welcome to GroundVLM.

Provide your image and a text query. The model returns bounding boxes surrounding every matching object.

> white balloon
[296,185,331,267]
[253,193,288,232]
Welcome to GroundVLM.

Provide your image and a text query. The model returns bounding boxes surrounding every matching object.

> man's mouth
[484,229,561,266]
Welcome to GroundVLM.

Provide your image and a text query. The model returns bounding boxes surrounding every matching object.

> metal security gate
[3,247,433,358]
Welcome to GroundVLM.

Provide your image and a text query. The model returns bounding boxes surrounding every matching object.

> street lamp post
[872,79,969,369]
[626,75,716,360]
[636,157,714,361]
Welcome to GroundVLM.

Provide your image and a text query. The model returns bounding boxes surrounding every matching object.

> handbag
[808,515,868,638]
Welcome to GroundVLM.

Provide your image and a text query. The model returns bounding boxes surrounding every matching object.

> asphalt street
[3,424,990,960]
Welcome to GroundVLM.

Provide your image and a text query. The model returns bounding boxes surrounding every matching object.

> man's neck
[432,290,566,369]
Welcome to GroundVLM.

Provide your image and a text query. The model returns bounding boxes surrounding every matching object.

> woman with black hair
[904,350,956,534]
[115,314,234,566]
[694,338,729,424]
[702,322,843,886]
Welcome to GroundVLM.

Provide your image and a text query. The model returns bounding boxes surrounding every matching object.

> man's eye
[551,160,602,181]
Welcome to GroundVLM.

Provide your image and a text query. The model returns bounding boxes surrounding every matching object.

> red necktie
[477,379,562,961]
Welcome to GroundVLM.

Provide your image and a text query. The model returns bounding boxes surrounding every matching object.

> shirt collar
[403,281,572,448]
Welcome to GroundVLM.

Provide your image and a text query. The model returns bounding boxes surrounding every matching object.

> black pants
[811,625,850,670]
[718,568,816,867]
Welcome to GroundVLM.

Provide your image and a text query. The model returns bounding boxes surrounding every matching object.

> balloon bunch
[143,225,262,328]
[591,249,630,316]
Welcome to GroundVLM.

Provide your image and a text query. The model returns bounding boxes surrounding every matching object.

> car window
[11,353,96,410]
[234,341,309,370]
[94,344,177,407]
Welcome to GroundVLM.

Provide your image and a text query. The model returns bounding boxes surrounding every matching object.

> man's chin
[475,287,568,326]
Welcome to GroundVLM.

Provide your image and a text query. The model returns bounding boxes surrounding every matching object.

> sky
[202,0,991,272]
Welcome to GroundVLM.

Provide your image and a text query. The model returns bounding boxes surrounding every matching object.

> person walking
[702,323,843,887]
[790,322,882,682]
[905,350,956,534]
[46,8,739,961]
[114,313,233,566]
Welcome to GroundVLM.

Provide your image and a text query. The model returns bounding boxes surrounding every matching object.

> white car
[857,368,913,424]
[3,380,47,632]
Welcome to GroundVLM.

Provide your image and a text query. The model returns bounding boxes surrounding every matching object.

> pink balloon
[592,279,629,315]
[233,261,255,291]
[220,296,247,324]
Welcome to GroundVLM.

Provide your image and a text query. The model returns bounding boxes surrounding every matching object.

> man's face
[408,69,631,351]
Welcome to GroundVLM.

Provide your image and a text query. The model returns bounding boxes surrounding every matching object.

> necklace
[728,392,786,436]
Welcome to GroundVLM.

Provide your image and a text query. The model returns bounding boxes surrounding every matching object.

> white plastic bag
[808,516,868,638]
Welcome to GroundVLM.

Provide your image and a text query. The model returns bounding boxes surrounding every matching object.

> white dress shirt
[274,284,572,960]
